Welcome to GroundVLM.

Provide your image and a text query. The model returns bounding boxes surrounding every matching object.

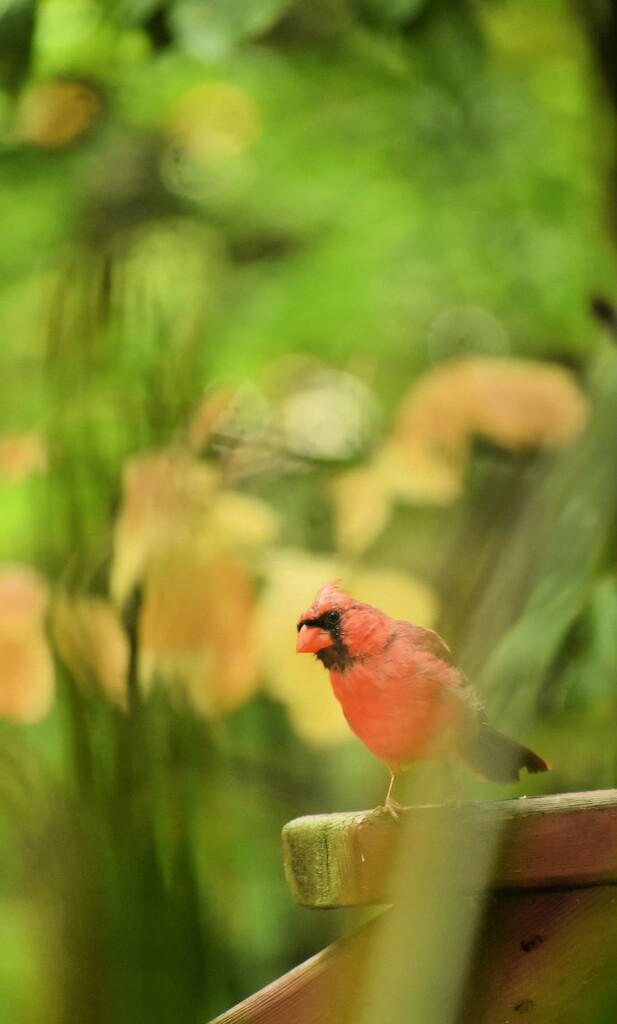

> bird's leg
[363,771,405,822]
[383,771,407,821]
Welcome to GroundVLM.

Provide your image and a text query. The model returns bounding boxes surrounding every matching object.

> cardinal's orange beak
[296,624,334,654]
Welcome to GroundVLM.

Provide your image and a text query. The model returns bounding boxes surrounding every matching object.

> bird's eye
[325,609,340,626]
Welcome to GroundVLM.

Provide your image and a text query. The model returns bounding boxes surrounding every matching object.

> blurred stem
[123,587,143,716]
[61,666,96,798]
[112,587,152,854]
[576,1,617,244]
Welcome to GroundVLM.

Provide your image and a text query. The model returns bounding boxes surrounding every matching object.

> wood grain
[460,886,617,1023]
[210,889,617,1024]
[209,915,385,1024]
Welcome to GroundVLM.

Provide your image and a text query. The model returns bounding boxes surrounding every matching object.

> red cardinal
[296,581,550,813]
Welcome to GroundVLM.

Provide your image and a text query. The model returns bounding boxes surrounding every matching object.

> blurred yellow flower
[16,79,101,149]
[374,439,463,504]
[111,447,276,715]
[209,491,280,552]
[111,448,217,603]
[0,433,48,482]
[395,356,588,459]
[469,359,588,448]
[257,549,438,746]
[0,566,54,722]
[169,81,261,161]
[329,467,391,557]
[331,357,589,553]
[140,553,259,715]
[51,596,129,708]
[111,447,278,603]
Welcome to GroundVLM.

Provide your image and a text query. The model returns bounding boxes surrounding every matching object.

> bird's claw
[365,799,409,823]
[385,797,410,822]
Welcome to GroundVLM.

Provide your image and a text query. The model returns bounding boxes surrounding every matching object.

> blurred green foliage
[2,0,617,1022]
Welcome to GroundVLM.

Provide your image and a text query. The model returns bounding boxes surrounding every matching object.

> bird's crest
[311,578,353,613]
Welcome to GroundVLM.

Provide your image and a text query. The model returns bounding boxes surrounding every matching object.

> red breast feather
[329,620,469,771]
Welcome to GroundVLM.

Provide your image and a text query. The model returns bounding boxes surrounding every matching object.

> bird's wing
[399,623,455,666]
[391,621,481,709]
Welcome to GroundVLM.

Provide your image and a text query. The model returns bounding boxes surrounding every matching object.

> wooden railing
[211,790,617,1023]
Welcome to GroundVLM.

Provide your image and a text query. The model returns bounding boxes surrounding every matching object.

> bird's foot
[365,798,409,823]
[385,796,410,822]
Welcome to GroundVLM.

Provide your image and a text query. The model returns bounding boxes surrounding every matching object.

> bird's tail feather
[459,723,551,783]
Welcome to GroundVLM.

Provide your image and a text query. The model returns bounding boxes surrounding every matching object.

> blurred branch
[576,1,617,110]
[122,586,143,716]
[591,293,617,343]
[0,0,35,94]
[576,1,617,243]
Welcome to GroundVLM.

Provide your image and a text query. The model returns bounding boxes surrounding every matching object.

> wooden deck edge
[208,916,384,1024]
[282,789,617,908]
